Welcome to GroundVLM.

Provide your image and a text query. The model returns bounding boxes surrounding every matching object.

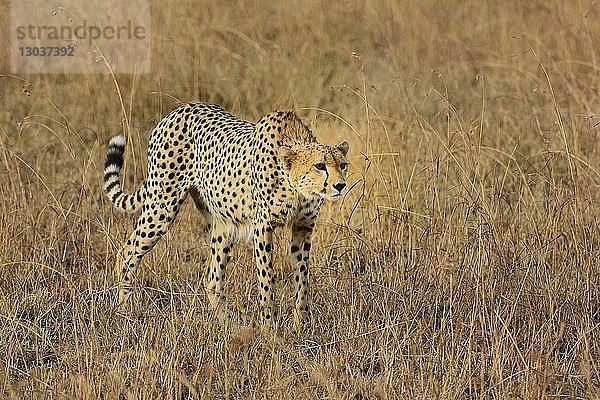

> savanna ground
[1,1,600,398]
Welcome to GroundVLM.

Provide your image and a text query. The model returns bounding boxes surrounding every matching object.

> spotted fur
[103,103,349,330]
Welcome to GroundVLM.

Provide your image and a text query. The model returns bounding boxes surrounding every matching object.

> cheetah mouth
[326,193,344,200]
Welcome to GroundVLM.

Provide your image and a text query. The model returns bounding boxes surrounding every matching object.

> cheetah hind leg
[203,225,240,327]
[189,188,212,241]
[117,187,185,310]
[190,189,239,327]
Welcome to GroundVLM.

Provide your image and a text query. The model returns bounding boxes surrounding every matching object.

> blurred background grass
[1,0,599,398]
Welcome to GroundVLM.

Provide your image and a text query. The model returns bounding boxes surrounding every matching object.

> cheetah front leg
[290,223,314,332]
[254,223,276,327]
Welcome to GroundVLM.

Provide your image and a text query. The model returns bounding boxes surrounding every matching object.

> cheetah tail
[103,135,146,213]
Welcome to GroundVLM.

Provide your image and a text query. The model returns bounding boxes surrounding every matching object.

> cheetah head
[278,141,350,200]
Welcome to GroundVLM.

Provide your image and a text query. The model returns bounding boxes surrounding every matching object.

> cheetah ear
[336,140,349,156]
[277,145,297,170]
[284,110,297,119]
[280,110,300,125]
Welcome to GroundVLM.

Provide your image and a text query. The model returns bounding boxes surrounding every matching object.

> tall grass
[1,0,599,398]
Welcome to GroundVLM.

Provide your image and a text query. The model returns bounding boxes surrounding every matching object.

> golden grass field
[1,0,600,398]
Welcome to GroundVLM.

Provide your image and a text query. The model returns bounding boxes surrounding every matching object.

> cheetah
[103,103,349,330]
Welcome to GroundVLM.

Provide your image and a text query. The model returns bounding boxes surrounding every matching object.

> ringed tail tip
[109,135,126,148]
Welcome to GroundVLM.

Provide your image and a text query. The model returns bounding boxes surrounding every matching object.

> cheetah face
[278,141,350,200]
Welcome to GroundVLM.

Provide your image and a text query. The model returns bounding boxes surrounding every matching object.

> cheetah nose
[333,182,346,192]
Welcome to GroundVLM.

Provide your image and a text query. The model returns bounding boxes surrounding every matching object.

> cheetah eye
[340,162,349,171]
[314,162,327,171]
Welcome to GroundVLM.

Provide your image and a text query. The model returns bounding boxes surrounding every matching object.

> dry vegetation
[1,0,600,398]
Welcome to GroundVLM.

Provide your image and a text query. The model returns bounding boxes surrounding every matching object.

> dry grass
[1,0,600,398]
